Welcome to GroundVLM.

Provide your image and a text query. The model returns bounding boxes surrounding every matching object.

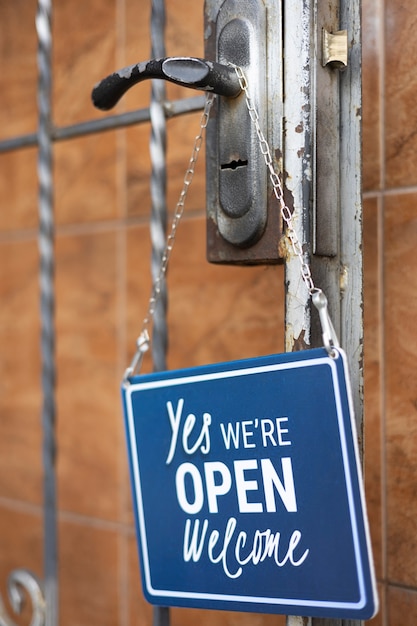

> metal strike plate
[204,0,283,264]
[322,29,348,70]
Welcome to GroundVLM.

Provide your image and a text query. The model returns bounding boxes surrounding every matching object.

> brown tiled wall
[362,0,417,622]
[0,1,415,625]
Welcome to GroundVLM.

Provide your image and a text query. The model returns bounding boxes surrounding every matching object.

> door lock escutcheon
[204,0,282,264]
[92,0,282,265]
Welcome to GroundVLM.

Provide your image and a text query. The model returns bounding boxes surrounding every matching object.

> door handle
[91,56,241,111]
[92,0,283,265]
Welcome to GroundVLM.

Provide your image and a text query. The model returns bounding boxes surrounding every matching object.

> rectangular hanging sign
[121,347,378,620]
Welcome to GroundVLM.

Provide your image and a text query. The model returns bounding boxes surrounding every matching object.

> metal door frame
[284,0,363,622]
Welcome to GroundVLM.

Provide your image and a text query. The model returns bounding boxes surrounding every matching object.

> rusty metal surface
[283,0,314,353]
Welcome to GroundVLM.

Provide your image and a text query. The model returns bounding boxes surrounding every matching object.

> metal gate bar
[150,0,168,374]
[0,95,205,153]
[149,0,170,624]
[36,2,58,626]
[0,0,201,624]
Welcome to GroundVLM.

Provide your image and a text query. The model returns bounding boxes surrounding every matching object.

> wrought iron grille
[0,1,200,625]
[0,1,363,626]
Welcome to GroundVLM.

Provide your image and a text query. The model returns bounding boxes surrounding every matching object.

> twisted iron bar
[150,0,168,374]
[0,570,46,626]
[150,2,169,626]
[36,2,58,626]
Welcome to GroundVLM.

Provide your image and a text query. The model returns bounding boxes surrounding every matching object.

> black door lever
[92,56,242,111]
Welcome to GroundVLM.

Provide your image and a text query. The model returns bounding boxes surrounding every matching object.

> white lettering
[183,518,208,561]
[204,461,232,513]
[176,456,297,515]
[182,517,310,579]
[261,419,276,447]
[166,399,211,463]
[207,517,241,578]
[276,417,291,446]
[176,463,204,514]
[219,422,240,450]
[241,421,256,448]
[261,457,297,512]
[234,459,263,513]
[235,527,309,569]
[166,399,184,464]
[182,412,212,456]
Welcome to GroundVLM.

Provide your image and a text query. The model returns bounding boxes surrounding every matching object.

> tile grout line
[0,495,136,533]
[0,496,44,517]
[0,209,206,245]
[363,184,417,199]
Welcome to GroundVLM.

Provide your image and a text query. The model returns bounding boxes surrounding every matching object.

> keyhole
[220,159,248,170]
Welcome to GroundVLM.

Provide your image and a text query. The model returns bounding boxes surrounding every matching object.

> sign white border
[125,352,375,612]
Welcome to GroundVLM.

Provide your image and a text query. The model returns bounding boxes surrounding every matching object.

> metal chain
[233,65,340,355]
[123,65,341,382]
[233,65,316,294]
[123,93,214,382]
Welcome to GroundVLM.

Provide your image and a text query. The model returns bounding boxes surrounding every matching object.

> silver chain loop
[123,67,341,382]
[233,65,316,294]
[233,65,339,356]
[123,94,214,382]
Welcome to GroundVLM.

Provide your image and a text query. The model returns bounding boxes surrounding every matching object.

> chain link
[123,66,340,382]
[233,65,316,294]
[123,94,214,382]
[233,66,340,355]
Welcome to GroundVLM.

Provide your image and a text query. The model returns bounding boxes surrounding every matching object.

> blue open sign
[121,347,378,620]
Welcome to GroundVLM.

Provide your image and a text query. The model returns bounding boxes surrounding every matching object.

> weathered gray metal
[0,570,46,626]
[36,2,59,626]
[150,0,168,376]
[284,0,363,625]
[204,0,283,263]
